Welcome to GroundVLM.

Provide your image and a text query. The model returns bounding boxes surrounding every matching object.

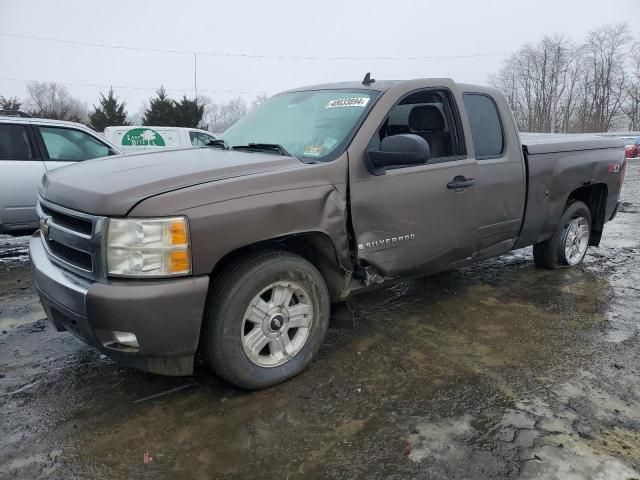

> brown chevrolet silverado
[30,78,626,389]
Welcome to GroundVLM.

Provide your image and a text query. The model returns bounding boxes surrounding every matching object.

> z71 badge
[358,234,416,251]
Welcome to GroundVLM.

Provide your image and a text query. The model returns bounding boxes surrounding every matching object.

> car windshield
[221,89,379,161]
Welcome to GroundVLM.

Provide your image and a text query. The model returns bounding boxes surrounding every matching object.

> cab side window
[189,131,201,146]
[200,132,216,145]
[375,89,465,160]
[39,126,111,161]
[0,124,34,160]
[190,131,216,147]
[462,93,504,159]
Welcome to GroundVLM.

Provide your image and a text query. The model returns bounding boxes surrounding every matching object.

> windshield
[221,89,379,161]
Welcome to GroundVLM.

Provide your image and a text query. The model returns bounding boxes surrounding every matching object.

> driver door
[348,85,478,278]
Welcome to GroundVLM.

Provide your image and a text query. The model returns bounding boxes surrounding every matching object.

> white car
[104,126,216,153]
[0,112,121,233]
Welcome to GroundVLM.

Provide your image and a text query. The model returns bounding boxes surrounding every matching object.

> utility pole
[550,44,561,133]
[194,53,198,127]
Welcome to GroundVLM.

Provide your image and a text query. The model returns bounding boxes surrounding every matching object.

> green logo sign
[121,128,166,147]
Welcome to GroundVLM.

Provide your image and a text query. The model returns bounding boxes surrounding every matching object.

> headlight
[106,217,191,277]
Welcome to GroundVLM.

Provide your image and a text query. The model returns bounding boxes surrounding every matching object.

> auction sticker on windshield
[303,145,323,157]
[325,97,370,108]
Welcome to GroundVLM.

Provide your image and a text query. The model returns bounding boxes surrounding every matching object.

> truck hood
[39,147,303,215]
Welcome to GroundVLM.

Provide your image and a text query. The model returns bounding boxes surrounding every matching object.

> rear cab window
[462,93,505,159]
[0,123,35,160]
[39,126,111,161]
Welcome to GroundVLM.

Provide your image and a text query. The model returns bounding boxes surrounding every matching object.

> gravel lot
[1,163,639,480]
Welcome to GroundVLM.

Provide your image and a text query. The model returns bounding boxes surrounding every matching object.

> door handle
[447,176,476,191]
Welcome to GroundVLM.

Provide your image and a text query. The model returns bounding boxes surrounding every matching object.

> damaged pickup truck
[30,77,626,389]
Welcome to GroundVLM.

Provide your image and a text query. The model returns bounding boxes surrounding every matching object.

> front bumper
[30,233,210,375]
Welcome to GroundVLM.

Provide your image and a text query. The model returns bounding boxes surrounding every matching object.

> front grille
[47,239,93,271]
[37,198,106,280]
[41,204,93,235]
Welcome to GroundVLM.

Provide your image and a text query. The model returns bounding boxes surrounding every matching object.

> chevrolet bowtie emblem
[40,216,50,236]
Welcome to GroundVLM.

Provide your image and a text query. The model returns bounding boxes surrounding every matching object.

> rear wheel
[201,251,330,389]
[533,200,591,269]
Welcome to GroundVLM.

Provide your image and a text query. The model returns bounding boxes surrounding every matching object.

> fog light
[112,331,139,348]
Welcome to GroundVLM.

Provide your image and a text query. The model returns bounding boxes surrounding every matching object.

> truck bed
[515,132,624,251]
[521,133,624,155]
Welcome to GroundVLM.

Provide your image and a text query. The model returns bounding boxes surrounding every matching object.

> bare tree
[24,81,87,122]
[222,97,248,127]
[621,41,640,131]
[490,23,634,133]
[574,24,632,132]
[251,93,269,110]
[203,97,248,133]
[490,35,578,132]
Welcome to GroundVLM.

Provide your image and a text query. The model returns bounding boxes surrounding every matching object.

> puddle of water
[520,440,638,480]
[0,290,45,331]
[0,234,30,263]
[592,427,640,467]
[408,415,474,463]
[0,309,45,331]
[0,449,62,477]
[0,234,45,332]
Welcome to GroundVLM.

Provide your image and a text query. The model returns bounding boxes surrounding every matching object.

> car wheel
[533,200,592,269]
[201,251,330,389]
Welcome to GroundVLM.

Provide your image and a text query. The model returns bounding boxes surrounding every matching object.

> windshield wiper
[231,143,291,157]
[205,139,231,150]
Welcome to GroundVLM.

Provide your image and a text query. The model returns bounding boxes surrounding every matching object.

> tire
[201,251,330,389]
[533,200,592,269]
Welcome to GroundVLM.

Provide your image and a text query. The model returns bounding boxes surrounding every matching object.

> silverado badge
[358,234,416,251]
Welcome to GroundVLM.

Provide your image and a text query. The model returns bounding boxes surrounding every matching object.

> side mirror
[365,134,431,175]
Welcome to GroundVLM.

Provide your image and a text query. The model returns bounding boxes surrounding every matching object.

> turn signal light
[170,250,190,274]
[170,220,188,245]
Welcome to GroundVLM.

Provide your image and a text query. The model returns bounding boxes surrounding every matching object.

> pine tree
[88,87,129,131]
[142,87,177,126]
[0,95,22,111]
[174,95,205,128]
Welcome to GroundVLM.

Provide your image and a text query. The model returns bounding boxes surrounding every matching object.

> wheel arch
[208,231,351,303]
[566,183,608,246]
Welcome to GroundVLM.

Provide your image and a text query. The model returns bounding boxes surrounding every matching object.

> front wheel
[201,251,330,389]
[533,200,592,269]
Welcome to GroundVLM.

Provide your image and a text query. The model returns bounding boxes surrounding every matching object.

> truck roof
[284,79,504,102]
[284,78,459,93]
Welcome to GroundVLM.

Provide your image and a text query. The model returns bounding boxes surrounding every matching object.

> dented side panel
[129,154,352,276]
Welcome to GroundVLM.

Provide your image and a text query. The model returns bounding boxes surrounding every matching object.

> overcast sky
[0,0,637,117]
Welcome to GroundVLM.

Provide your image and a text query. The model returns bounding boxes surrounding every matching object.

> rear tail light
[621,157,627,186]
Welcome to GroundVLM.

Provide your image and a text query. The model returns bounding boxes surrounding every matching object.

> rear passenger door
[462,92,526,258]
[0,123,45,230]
[35,125,115,171]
